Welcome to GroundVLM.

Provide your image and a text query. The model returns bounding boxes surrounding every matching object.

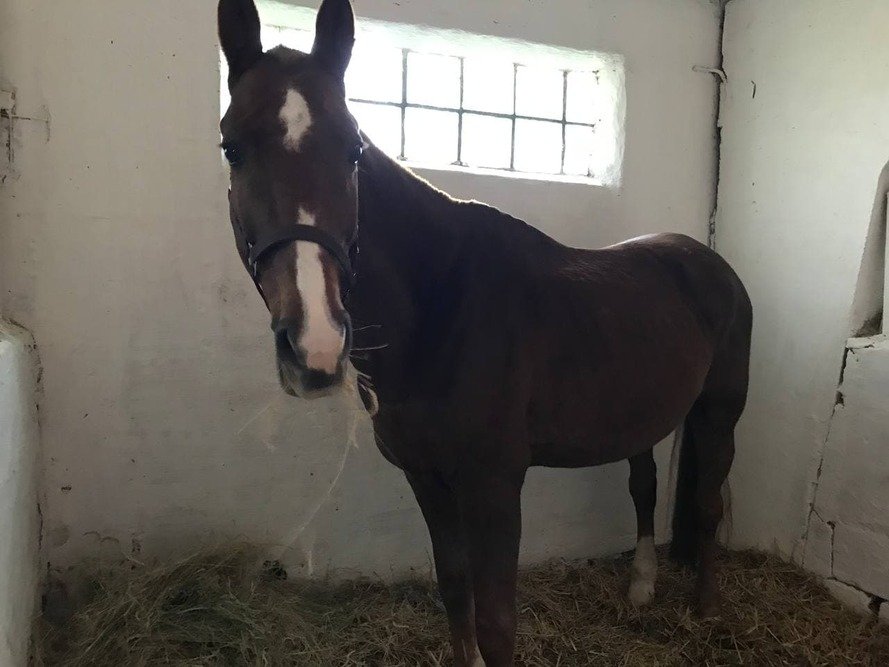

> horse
[217,1,752,664]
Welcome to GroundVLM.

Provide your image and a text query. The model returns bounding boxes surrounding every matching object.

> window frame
[348,52,599,179]
[232,4,626,187]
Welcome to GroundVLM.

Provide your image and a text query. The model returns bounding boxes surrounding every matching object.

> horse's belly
[529,415,679,468]
[528,362,707,467]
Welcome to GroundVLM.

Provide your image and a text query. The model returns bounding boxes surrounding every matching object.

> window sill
[409,161,607,187]
[846,333,889,351]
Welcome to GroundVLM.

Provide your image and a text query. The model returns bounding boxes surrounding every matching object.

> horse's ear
[218,0,263,90]
[312,0,355,81]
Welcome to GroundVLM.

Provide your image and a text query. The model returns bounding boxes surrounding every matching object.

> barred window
[223,16,623,185]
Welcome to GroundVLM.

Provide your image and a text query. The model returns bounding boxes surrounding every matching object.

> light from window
[223,17,624,185]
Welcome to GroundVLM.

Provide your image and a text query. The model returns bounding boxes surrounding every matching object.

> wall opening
[849,162,889,337]
[220,1,626,187]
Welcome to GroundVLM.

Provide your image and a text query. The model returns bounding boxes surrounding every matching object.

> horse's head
[219,0,360,397]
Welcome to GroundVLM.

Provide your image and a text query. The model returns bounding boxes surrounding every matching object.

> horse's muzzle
[272,317,350,396]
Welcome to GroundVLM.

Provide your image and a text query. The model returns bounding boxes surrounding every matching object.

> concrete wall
[0,0,721,576]
[0,322,40,667]
[804,335,889,617]
[717,0,889,570]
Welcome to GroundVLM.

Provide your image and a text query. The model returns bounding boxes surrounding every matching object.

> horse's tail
[668,412,737,567]
[669,420,699,567]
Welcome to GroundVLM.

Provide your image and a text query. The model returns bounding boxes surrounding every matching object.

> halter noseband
[228,190,357,304]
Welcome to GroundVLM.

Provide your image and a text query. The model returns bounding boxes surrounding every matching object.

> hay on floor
[34,545,889,666]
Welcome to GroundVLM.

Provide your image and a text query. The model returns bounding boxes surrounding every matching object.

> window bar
[350,97,597,128]
[348,84,597,178]
[400,49,409,161]
[560,70,569,175]
[456,57,465,167]
[351,97,599,125]
[509,63,518,171]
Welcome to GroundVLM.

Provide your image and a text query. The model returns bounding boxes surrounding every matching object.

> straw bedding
[34,544,889,666]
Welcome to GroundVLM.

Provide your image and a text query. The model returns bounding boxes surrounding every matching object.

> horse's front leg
[458,469,525,667]
[406,471,481,667]
[628,450,658,606]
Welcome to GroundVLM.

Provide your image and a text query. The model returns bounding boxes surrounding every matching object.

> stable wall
[804,335,889,615]
[0,322,40,667]
[717,0,889,575]
[0,0,721,577]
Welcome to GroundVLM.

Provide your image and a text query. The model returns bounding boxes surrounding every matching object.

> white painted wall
[0,321,40,667]
[717,0,889,566]
[0,0,721,577]
[804,335,889,614]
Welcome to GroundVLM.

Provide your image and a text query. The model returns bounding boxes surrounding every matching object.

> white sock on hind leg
[628,535,657,606]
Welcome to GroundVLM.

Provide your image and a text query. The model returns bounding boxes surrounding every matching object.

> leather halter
[227,190,357,307]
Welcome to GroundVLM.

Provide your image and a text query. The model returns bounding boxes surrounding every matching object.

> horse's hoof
[628,579,655,607]
[697,595,722,618]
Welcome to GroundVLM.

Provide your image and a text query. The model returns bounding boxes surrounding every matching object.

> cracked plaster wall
[803,336,889,618]
[718,0,889,618]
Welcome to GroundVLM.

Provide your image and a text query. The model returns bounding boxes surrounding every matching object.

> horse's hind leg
[627,450,657,606]
[686,352,747,616]
[686,399,738,616]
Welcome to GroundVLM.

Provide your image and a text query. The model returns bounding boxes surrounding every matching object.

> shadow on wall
[849,160,889,337]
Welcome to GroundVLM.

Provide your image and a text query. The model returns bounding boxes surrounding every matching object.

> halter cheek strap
[246,226,354,288]
[228,190,357,302]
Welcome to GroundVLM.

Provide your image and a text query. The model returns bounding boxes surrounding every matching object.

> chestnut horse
[218,0,751,664]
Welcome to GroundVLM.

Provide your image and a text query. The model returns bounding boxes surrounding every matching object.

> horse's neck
[353,146,462,315]
[359,146,461,255]
[348,145,474,398]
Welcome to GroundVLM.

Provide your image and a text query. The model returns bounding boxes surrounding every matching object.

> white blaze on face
[278,90,342,375]
[295,210,345,375]
[280,87,312,152]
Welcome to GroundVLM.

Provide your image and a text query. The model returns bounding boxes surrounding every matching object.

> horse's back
[522,232,750,466]
[578,232,749,346]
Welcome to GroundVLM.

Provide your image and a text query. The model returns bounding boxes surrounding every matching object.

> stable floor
[35,546,889,666]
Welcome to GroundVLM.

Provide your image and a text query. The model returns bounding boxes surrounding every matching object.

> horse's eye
[348,142,363,166]
[223,144,243,167]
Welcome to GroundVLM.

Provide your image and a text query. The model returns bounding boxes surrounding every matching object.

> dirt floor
[34,544,889,666]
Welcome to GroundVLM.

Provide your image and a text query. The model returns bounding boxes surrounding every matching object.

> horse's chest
[370,403,467,474]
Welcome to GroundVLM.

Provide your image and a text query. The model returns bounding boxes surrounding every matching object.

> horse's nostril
[273,318,346,381]
[301,368,337,392]
[285,328,301,354]
[275,327,307,368]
